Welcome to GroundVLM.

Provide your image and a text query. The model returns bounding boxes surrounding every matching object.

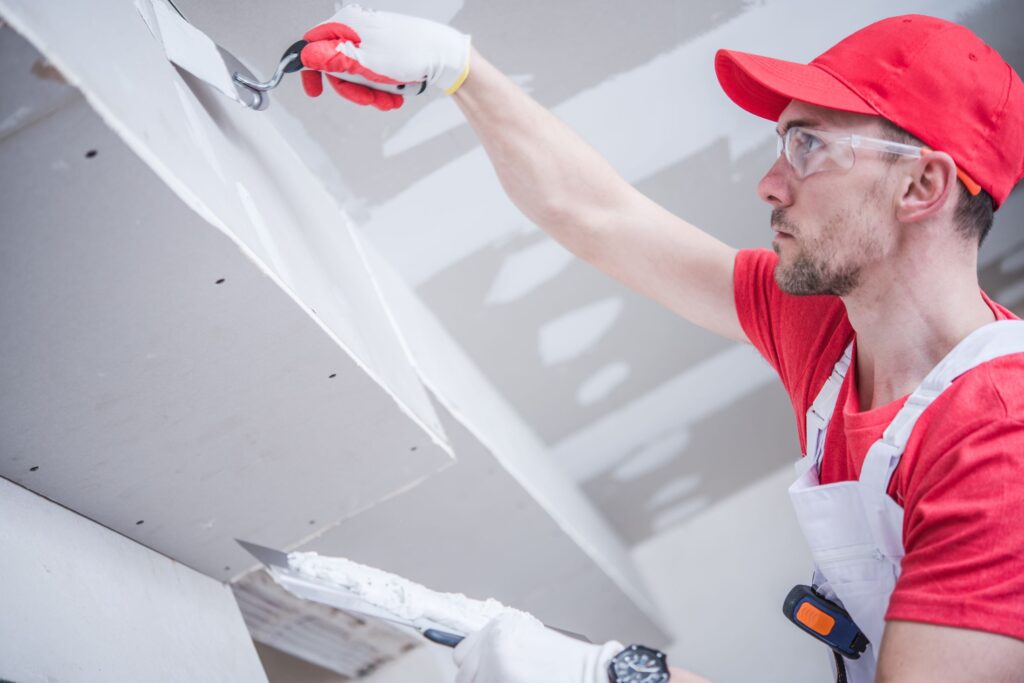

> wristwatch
[607,643,670,683]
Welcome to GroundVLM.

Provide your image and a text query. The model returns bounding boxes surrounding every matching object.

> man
[298,8,1024,683]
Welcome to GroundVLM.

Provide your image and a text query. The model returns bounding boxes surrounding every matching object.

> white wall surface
[0,477,268,683]
[632,466,832,682]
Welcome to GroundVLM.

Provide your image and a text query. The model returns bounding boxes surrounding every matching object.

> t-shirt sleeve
[732,249,852,421]
[888,410,1024,640]
[733,248,787,373]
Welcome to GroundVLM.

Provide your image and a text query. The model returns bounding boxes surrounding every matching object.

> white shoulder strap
[805,342,854,468]
[860,320,1024,493]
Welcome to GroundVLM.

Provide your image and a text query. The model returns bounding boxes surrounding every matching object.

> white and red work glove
[453,612,624,683]
[299,5,471,111]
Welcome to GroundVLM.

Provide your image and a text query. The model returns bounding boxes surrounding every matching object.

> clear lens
[781,127,855,178]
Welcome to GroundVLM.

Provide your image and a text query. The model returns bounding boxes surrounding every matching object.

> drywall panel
[0,20,76,141]
[631,466,830,682]
[0,65,450,578]
[0,477,268,683]
[0,0,445,447]
[254,393,669,648]
[359,240,668,632]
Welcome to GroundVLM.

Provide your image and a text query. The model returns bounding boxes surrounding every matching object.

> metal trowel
[236,539,467,647]
[236,540,593,648]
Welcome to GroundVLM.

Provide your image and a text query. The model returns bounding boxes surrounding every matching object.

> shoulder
[938,351,1024,423]
[892,355,1024,639]
[899,355,1024,503]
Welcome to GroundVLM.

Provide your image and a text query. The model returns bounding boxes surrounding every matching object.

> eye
[793,129,824,154]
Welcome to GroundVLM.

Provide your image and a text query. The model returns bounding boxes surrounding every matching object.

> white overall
[789,320,1024,683]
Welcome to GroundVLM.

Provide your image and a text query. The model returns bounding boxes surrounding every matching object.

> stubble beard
[771,209,861,297]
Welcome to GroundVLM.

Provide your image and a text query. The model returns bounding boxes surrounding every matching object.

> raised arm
[298,7,746,344]
[453,52,745,342]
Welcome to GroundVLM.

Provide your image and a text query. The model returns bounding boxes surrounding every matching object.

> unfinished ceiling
[0,24,453,580]
[3,0,1023,679]
[0,1,668,677]
[174,0,1024,544]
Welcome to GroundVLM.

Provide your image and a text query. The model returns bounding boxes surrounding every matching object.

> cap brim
[715,49,879,121]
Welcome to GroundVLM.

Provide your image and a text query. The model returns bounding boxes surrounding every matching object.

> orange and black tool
[783,585,869,659]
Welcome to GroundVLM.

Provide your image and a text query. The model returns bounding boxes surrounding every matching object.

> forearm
[453,50,631,260]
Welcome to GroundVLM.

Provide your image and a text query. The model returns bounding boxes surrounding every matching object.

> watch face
[609,645,670,683]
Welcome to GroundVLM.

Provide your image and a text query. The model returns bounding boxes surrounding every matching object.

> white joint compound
[288,551,532,634]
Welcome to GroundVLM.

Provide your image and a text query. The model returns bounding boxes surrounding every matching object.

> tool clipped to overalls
[231,40,427,111]
[783,585,869,659]
[786,320,1024,682]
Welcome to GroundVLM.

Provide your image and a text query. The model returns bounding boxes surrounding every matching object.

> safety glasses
[775,126,982,195]
[776,126,924,178]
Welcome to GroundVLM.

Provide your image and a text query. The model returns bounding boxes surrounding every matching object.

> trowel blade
[236,539,291,569]
[235,539,455,633]
[235,540,591,645]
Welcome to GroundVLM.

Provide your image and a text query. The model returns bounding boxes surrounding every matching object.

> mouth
[770,208,796,241]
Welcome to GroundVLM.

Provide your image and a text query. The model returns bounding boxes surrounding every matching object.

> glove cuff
[435,32,472,94]
[589,640,625,683]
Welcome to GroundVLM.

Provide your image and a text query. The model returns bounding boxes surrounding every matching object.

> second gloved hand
[453,612,623,683]
[299,4,471,110]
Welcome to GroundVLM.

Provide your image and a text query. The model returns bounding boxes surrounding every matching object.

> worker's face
[757,101,899,297]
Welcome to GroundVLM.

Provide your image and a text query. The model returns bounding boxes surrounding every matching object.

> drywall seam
[356,235,670,635]
[233,462,455,581]
[552,343,777,482]
[361,0,985,288]
[0,0,451,459]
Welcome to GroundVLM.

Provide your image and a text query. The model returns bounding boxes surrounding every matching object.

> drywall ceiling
[0,23,452,579]
[0,8,668,677]
[174,0,1024,544]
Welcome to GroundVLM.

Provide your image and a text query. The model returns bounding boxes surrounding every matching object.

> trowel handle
[282,39,422,96]
[422,628,465,648]
[331,71,428,96]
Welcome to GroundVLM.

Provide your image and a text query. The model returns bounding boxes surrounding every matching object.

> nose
[757,155,793,208]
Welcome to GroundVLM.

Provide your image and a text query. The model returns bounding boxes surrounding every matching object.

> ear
[895,150,957,223]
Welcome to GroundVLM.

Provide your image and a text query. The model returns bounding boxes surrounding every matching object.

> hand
[453,612,624,683]
[299,4,472,111]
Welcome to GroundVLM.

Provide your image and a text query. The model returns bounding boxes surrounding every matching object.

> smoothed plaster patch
[648,474,703,509]
[576,361,631,406]
[554,344,775,481]
[650,496,711,533]
[538,297,623,366]
[612,429,691,482]
[486,238,575,306]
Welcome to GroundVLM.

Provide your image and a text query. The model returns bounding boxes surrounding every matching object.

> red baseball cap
[715,15,1024,209]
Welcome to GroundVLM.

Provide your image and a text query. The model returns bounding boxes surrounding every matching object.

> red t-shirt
[734,248,1024,641]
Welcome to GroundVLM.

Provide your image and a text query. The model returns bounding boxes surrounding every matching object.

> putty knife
[236,540,593,648]
[143,0,425,111]
[237,539,467,647]
[231,39,428,110]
